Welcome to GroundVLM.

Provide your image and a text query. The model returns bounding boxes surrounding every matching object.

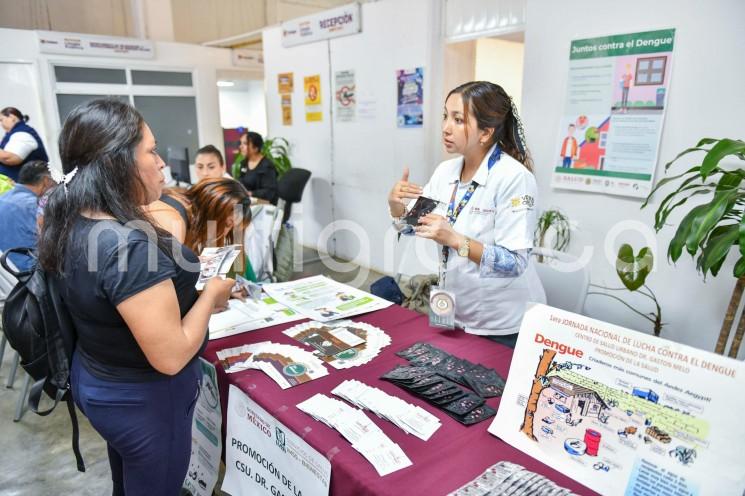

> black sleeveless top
[160,193,190,226]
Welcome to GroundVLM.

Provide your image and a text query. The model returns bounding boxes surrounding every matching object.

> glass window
[131,70,193,86]
[134,96,199,180]
[54,66,127,84]
[57,94,129,122]
[634,56,667,86]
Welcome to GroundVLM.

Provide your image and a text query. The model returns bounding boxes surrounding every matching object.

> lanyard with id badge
[429,145,501,329]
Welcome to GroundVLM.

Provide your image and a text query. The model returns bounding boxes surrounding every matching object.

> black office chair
[277,168,311,224]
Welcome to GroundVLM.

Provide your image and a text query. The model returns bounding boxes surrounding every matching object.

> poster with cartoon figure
[182,359,222,496]
[489,303,745,496]
[551,29,675,198]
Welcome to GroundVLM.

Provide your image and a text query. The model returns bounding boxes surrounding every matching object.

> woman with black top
[37,99,234,496]
[238,131,278,204]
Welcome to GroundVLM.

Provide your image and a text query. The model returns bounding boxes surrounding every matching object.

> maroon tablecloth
[204,305,597,496]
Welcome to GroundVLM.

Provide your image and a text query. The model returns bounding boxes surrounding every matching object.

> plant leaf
[734,256,745,278]
[669,203,709,262]
[643,166,701,208]
[701,139,745,179]
[700,224,739,276]
[616,244,653,291]
[685,189,739,255]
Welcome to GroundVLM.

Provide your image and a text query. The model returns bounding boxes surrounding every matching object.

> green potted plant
[262,137,292,178]
[588,244,664,336]
[642,138,745,355]
[534,208,571,263]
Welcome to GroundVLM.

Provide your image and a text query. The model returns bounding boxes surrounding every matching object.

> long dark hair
[38,98,173,273]
[184,178,252,254]
[447,81,533,172]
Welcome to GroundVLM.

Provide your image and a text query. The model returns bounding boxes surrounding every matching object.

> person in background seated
[0,107,49,182]
[0,160,53,270]
[37,99,234,496]
[183,177,252,254]
[238,131,278,205]
[194,144,232,182]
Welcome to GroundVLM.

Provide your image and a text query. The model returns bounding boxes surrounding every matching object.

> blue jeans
[562,156,573,168]
[71,351,201,496]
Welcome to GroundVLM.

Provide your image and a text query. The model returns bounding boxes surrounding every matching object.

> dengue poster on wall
[334,69,356,122]
[222,385,331,496]
[396,67,423,128]
[551,29,675,198]
[489,303,745,495]
[304,74,323,122]
[182,359,222,496]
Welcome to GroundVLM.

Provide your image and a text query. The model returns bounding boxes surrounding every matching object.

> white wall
[263,0,442,274]
[474,37,524,113]
[0,27,234,166]
[522,0,745,353]
[218,80,268,136]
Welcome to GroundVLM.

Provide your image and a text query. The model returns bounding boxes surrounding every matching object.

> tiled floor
[0,246,383,495]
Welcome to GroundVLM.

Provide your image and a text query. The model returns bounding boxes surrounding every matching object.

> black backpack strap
[27,377,65,416]
[66,395,85,472]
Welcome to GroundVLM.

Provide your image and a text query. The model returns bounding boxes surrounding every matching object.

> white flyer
[489,303,745,496]
[208,295,305,340]
[262,275,392,322]
[182,359,222,496]
[223,385,331,496]
[196,244,242,290]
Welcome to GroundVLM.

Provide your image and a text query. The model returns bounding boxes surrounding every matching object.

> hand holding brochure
[196,245,242,290]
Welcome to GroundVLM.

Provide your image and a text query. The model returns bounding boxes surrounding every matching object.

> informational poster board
[222,385,331,496]
[551,29,675,198]
[334,69,356,123]
[305,74,323,122]
[396,67,423,128]
[182,359,222,496]
[490,303,745,496]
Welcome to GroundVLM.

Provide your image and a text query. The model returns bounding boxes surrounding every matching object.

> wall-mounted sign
[277,73,294,94]
[232,48,264,69]
[281,3,361,48]
[37,30,154,59]
[304,75,323,122]
[334,69,356,123]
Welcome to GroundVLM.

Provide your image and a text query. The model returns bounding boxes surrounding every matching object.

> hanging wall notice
[334,69,356,123]
[489,303,745,496]
[551,29,675,198]
[304,75,323,122]
[396,67,423,128]
[281,95,293,126]
[278,73,294,94]
[222,385,331,496]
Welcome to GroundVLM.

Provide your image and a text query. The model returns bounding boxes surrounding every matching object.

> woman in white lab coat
[387,81,545,347]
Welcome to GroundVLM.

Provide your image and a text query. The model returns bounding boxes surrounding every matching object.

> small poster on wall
[277,72,294,94]
[396,67,423,128]
[281,94,293,126]
[304,75,323,122]
[490,303,745,495]
[334,69,356,122]
[552,29,675,198]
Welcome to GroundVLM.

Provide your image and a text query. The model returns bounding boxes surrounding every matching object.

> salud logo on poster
[275,426,287,453]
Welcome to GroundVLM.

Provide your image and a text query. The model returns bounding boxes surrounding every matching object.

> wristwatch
[457,236,470,257]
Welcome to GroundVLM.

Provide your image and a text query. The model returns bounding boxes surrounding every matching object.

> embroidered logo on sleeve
[509,195,535,211]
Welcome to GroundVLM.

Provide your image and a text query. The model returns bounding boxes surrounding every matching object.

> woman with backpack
[37,99,234,495]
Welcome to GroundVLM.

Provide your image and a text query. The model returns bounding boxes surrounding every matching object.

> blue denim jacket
[0,184,39,271]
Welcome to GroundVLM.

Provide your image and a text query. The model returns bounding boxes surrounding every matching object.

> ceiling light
[217,80,235,87]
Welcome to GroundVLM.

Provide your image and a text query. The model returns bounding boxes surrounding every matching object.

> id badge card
[429,286,456,329]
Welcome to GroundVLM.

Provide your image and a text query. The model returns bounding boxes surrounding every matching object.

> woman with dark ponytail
[38,99,234,495]
[387,81,545,347]
[0,107,49,181]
